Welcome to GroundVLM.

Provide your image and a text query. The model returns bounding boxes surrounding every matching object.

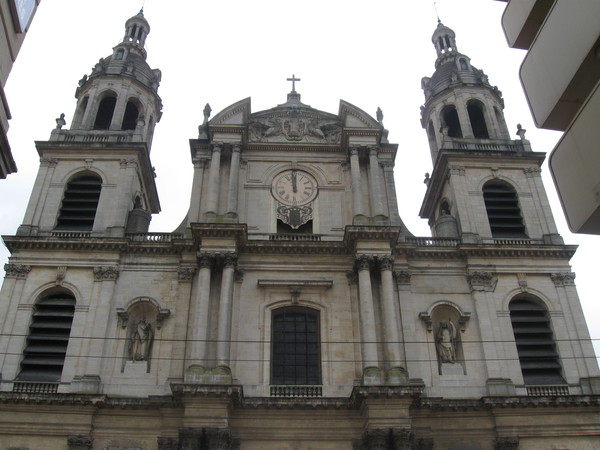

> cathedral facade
[0,12,598,450]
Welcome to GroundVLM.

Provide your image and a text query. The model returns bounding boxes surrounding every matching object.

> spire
[122,9,151,59]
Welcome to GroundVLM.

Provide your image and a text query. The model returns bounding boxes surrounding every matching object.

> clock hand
[292,170,297,193]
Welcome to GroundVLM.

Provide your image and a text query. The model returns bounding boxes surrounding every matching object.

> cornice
[416,395,600,411]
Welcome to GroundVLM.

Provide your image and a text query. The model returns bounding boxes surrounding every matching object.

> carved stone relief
[249,114,342,143]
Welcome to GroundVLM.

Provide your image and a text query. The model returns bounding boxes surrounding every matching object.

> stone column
[170,267,196,379]
[379,256,404,370]
[349,147,365,217]
[226,144,241,216]
[381,161,399,225]
[357,255,379,371]
[368,147,385,217]
[189,158,207,222]
[113,158,138,236]
[205,142,222,214]
[187,254,213,367]
[216,253,237,367]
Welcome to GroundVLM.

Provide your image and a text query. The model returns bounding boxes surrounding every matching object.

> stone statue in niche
[129,318,153,361]
[436,319,457,363]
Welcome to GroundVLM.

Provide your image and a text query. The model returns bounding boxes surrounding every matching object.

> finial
[376,107,384,125]
[434,0,441,24]
[203,103,212,124]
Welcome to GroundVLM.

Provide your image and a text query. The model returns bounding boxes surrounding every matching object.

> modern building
[0,0,41,178]
[496,0,600,234]
[0,11,598,450]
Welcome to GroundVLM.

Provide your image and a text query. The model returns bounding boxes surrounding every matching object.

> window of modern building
[93,95,117,130]
[482,181,527,238]
[509,297,565,385]
[467,100,490,139]
[271,306,321,385]
[55,174,102,231]
[16,291,76,382]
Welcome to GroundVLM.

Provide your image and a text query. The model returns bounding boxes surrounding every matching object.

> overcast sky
[2,0,598,359]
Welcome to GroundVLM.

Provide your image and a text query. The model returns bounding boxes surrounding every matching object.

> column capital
[223,252,238,268]
[356,255,373,271]
[178,267,197,282]
[211,141,224,151]
[379,255,394,271]
[93,266,119,282]
[4,263,31,279]
[368,146,379,156]
[551,272,576,286]
[40,157,58,167]
[349,146,360,156]
[231,143,242,152]
[197,253,215,268]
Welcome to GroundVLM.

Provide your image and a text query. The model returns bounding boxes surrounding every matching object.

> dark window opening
[137,28,143,40]
[121,101,140,130]
[130,25,137,39]
[17,292,76,382]
[93,96,116,130]
[276,219,313,235]
[468,101,490,139]
[438,36,444,50]
[56,175,102,231]
[510,298,565,385]
[271,307,321,385]
[483,182,527,238]
[444,35,451,49]
[115,48,124,60]
[459,58,469,70]
[442,106,463,138]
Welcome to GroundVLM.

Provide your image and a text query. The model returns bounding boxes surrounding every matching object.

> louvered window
[17,293,76,382]
[483,182,527,238]
[509,298,565,385]
[271,307,321,385]
[56,175,102,231]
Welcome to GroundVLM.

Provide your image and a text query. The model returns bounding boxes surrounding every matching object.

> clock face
[272,170,318,206]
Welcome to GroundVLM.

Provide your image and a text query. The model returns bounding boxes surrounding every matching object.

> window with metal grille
[271,307,321,385]
[17,292,76,382]
[509,298,565,385]
[55,174,102,231]
[483,181,527,238]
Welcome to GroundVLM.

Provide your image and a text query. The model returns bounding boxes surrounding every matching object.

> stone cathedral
[0,11,598,450]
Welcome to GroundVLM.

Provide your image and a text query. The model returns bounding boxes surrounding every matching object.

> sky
[1,0,598,359]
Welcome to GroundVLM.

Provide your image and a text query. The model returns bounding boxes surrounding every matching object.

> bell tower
[17,10,162,238]
[419,21,562,245]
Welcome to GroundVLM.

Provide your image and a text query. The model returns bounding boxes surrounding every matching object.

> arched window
[93,95,117,130]
[271,306,321,385]
[509,297,565,385]
[121,100,140,130]
[441,106,463,138]
[115,48,125,60]
[467,100,490,139]
[56,174,102,231]
[17,290,76,381]
[459,58,469,71]
[483,181,527,238]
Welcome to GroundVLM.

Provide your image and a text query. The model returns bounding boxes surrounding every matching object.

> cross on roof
[287,74,301,93]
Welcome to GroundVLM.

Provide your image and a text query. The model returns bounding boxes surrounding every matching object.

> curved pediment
[338,100,381,129]
[209,97,251,126]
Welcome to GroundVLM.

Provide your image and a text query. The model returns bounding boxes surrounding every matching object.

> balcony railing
[50,129,141,144]
[12,381,59,394]
[127,233,184,242]
[526,385,569,396]
[405,237,460,247]
[270,385,323,398]
[50,231,92,238]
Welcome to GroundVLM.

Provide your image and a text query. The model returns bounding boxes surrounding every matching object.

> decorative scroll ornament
[551,272,576,287]
[467,271,496,292]
[276,204,313,229]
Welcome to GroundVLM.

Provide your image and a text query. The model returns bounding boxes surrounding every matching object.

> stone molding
[40,157,58,167]
[393,270,411,284]
[93,266,119,281]
[4,263,31,279]
[551,272,576,286]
